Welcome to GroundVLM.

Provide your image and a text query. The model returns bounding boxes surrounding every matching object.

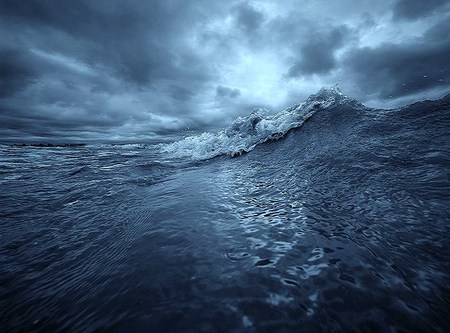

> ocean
[1,88,449,332]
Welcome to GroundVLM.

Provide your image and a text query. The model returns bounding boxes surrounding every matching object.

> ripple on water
[1,109,450,333]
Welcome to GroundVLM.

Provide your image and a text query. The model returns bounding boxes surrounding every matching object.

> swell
[160,86,365,161]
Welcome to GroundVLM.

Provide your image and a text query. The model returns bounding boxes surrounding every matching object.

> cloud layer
[1,0,449,143]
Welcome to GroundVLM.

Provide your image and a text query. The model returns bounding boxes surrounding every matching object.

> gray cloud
[0,0,225,142]
[233,2,264,33]
[0,49,38,97]
[216,86,241,99]
[287,25,351,77]
[0,0,449,143]
[343,19,450,100]
[393,0,449,20]
[4,0,217,89]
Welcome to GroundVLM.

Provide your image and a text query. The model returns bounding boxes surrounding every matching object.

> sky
[1,0,449,143]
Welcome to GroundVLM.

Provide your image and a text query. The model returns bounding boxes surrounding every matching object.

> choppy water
[1,90,449,332]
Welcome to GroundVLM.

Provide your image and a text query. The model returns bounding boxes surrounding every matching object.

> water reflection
[1,111,449,333]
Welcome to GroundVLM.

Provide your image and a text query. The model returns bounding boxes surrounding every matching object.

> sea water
[1,88,449,332]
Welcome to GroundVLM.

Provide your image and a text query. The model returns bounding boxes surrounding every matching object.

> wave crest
[160,86,360,160]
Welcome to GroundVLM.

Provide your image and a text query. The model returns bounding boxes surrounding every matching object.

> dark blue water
[1,91,449,332]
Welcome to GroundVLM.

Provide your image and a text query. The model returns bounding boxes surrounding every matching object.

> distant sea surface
[1,89,449,332]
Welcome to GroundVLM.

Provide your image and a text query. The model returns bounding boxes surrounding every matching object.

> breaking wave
[160,86,364,160]
[1,87,449,333]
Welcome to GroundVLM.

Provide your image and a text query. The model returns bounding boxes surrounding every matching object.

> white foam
[160,86,357,161]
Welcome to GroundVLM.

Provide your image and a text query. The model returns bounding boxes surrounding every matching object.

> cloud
[393,0,449,20]
[343,19,450,100]
[216,86,241,99]
[0,1,204,86]
[287,25,352,77]
[0,0,449,142]
[0,0,227,142]
[0,49,38,97]
[0,0,222,95]
[233,2,264,33]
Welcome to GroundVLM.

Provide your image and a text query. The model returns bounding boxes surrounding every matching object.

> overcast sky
[1,0,449,143]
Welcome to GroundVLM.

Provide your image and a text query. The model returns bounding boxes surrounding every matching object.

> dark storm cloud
[0,0,211,87]
[0,49,37,97]
[393,0,449,20]
[170,85,197,102]
[287,26,351,77]
[0,0,225,142]
[1,0,449,143]
[216,86,241,99]
[233,2,265,33]
[343,19,450,100]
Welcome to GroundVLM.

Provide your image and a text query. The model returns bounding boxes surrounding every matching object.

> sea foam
[160,86,360,160]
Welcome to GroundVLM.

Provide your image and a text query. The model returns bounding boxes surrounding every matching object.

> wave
[160,86,364,160]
